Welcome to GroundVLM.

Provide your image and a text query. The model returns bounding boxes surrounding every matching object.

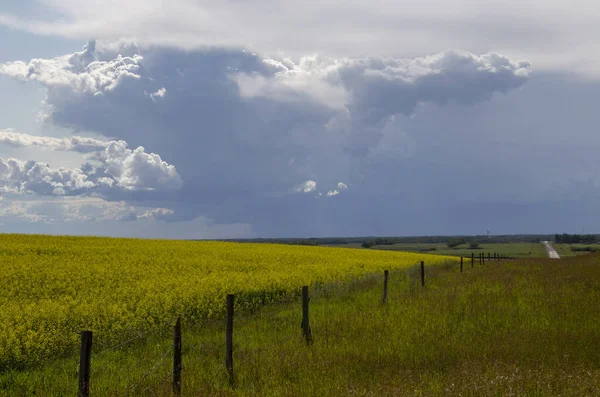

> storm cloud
[1,41,530,202]
[0,41,535,234]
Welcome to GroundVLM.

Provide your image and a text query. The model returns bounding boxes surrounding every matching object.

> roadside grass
[3,255,600,396]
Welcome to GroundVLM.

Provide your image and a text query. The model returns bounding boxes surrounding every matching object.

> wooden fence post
[173,317,182,394]
[382,270,389,304]
[226,294,234,386]
[471,253,474,268]
[302,286,312,344]
[460,257,463,273]
[78,331,93,397]
[420,261,425,287]
[482,253,485,265]
[488,252,491,261]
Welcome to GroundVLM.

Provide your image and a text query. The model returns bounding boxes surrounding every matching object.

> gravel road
[542,241,560,259]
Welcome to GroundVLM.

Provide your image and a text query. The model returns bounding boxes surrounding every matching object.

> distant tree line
[555,234,598,244]
[445,239,480,249]
[469,241,480,249]
[219,234,564,246]
[571,246,599,252]
[361,238,395,248]
[296,239,320,246]
[446,238,466,248]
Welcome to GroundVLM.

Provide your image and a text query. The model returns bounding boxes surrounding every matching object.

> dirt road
[542,241,560,259]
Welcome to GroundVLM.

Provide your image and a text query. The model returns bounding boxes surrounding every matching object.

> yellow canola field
[0,234,457,369]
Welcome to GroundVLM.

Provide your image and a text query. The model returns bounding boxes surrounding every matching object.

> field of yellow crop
[0,234,457,370]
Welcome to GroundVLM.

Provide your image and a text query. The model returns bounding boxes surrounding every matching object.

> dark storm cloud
[0,41,535,235]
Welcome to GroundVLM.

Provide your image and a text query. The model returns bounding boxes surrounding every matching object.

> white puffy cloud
[0,131,182,196]
[238,52,531,114]
[338,182,348,190]
[233,59,348,110]
[326,190,339,196]
[0,157,95,195]
[294,180,317,193]
[98,141,183,191]
[0,41,143,94]
[148,87,167,102]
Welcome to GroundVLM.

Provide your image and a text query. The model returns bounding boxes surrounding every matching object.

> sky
[0,0,599,239]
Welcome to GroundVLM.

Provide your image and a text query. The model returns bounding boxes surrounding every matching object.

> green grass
[5,255,600,396]
[364,242,548,258]
[553,243,600,258]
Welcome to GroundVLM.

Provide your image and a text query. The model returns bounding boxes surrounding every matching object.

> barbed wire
[212,361,227,384]
[95,325,170,356]
[141,366,175,395]
[127,345,173,395]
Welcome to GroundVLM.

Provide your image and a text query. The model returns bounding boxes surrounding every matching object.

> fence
[73,252,512,396]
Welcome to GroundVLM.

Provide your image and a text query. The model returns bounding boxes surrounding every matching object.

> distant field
[326,242,548,258]
[553,243,600,257]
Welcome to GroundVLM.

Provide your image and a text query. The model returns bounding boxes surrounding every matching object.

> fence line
[70,253,516,395]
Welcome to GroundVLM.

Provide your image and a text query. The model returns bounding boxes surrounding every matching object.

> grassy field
[327,242,549,258]
[553,243,600,258]
[0,234,456,372]
[4,252,600,395]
